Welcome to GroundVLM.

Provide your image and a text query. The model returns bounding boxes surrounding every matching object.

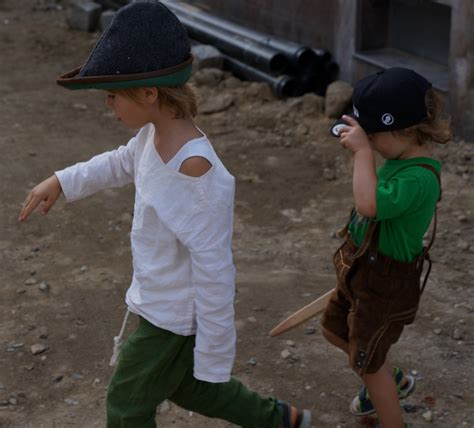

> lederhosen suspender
[412,163,442,292]
[339,163,441,293]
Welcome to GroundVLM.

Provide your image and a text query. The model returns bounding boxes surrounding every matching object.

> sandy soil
[1,1,473,427]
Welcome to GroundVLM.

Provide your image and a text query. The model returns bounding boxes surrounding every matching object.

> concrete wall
[448,0,474,140]
[187,0,339,54]
[185,0,474,140]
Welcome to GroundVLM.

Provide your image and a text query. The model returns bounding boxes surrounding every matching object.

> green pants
[106,317,283,428]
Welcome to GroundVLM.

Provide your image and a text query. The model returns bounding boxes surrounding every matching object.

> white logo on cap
[381,113,394,126]
[353,106,360,118]
[332,123,346,137]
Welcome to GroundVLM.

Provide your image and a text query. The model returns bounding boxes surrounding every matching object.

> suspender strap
[414,163,441,255]
[415,163,442,201]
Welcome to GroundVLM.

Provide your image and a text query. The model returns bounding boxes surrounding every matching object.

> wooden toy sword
[270,288,334,337]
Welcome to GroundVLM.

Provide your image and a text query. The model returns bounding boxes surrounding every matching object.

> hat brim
[57,55,193,90]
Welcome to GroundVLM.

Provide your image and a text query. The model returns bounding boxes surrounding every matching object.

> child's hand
[19,175,62,222]
[338,115,371,153]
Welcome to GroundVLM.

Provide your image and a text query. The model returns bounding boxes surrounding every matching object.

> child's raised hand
[338,115,371,153]
[19,175,62,222]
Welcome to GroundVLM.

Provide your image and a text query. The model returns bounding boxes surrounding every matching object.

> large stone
[325,80,353,118]
[199,93,234,114]
[192,68,225,87]
[100,10,116,31]
[67,1,102,32]
[30,343,48,355]
[191,44,224,71]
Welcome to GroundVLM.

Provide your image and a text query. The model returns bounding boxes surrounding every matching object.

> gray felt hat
[57,0,193,90]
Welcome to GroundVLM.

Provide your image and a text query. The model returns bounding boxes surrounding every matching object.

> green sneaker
[349,367,416,416]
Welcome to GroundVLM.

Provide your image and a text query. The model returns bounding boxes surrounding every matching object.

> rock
[7,343,24,352]
[120,212,133,225]
[452,328,464,340]
[24,278,37,286]
[100,10,115,31]
[66,0,102,32]
[456,240,470,251]
[433,328,442,335]
[74,319,86,327]
[191,44,224,71]
[304,326,316,335]
[264,156,280,168]
[39,281,49,292]
[247,357,257,366]
[64,398,79,405]
[287,93,324,116]
[80,265,88,273]
[192,68,225,87]
[422,410,433,422]
[323,168,337,181]
[158,400,171,413]
[37,327,49,339]
[51,374,64,383]
[403,403,422,413]
[72,103,87,111]
[30,343,48,355]
[199,93,234,114]
[281,349,291,359]
[247,316,257,323]
[325,80,353,118]
[295,123,309,136]
[221,76,241,89]
[285,340,296,347]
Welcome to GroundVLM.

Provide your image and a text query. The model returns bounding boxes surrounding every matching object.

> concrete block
[67,1,102,32]
[100,10,116,31]
[191,44,224,71]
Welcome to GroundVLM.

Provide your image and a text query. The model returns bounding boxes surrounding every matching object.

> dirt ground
[1,1,473,427]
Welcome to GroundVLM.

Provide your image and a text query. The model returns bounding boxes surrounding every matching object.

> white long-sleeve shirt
[55,124,237,383]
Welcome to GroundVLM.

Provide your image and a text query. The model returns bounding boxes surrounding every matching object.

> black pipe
[162,0,317,71]
[175,13,288,74]
[223,55,298,99]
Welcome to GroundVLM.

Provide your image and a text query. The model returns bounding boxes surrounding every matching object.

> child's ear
[143,87,158,104]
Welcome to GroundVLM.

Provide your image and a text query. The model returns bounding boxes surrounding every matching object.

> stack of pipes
[161,0,338,98]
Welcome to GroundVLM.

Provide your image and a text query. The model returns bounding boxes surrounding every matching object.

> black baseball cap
[330,67,432,136]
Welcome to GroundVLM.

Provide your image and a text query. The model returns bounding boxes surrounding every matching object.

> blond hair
[110,84,198,119]
[394,89,452,145]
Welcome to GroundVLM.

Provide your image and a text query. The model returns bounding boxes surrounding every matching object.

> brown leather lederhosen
[321,164,441,375]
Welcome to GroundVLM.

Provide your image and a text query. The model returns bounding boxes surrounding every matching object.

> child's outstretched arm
[339,115,377,217]
[19,175,62,221]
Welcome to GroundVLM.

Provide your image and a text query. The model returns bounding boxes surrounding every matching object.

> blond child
[19,2,310,427]
[323,67,450,428]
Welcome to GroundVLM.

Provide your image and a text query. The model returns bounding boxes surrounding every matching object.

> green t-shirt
[349,157,441,262]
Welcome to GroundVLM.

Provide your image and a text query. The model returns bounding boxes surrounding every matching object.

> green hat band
[57,57,193,91]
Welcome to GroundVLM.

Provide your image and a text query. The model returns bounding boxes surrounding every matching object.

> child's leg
[107,317,304,428]
[106,318,195,428]
[362,362,404,428]
[168,369,284,428]
[322,328,404,428]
